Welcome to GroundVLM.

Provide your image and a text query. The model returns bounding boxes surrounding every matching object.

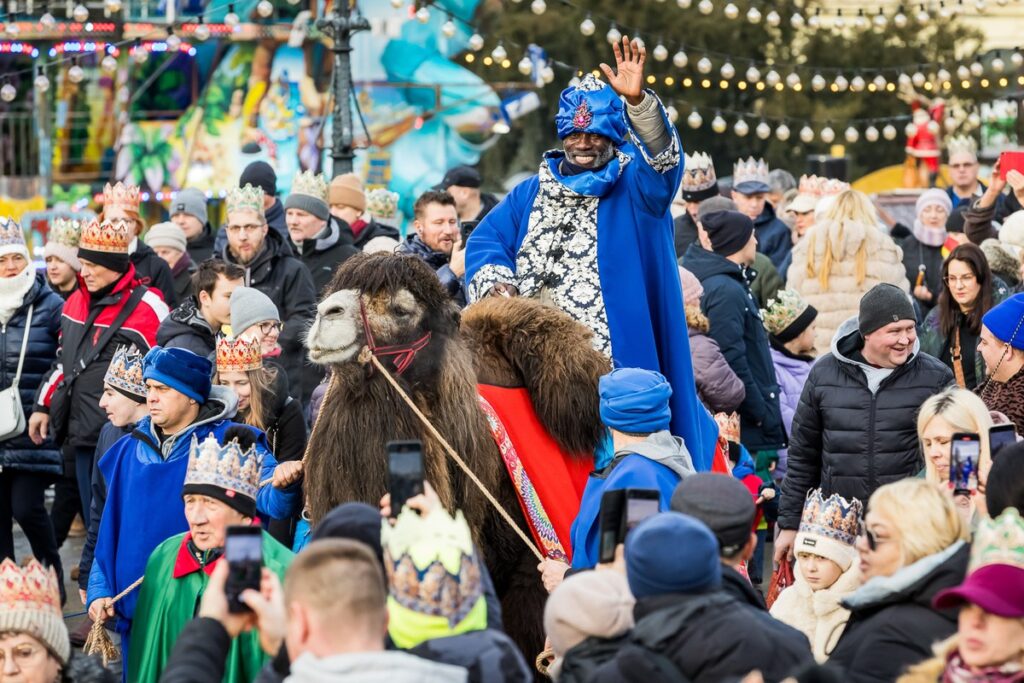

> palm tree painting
[114,122,180,192]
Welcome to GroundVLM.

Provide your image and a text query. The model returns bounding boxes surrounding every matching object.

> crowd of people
[2,36,1024,683]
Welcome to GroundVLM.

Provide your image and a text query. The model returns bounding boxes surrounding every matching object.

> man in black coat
[284,171,358,295]
[214,161,291,256]
[775,283,954,563]
[171,188,216,264]
[157,260,245,361]
[682,209,786,454]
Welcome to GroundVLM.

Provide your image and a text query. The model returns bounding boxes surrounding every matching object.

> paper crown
[104,344,147,398]
[79,218,132,254]
[226,184,266,216]
[798,489,863,547]
[733,157,771,192]
[103,181,141,214]
[366,188,399,219]
[761,289,812,337]
[680,152,719,202]
[184,432,264,503]
[382,507,483,630]
[946,135,979,160]
[48,218,83,248]
[216,336,263,373]
[290,171,328,202]
[797,174,850,198]
[0,557,62,614]
[968,507,1024,573]
[0,217,26,249]
[714,411,740,444]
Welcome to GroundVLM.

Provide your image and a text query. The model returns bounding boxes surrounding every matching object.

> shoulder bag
[0,305,34,441]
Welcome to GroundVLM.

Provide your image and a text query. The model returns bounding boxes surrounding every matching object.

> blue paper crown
[0,218,26,249]
[798,489,863,547]
[103,345,146,398]
[554,74,628,142]
[184,433,264,503]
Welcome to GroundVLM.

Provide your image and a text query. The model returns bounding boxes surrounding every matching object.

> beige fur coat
[786,219,911,356]
[770,560,862,662]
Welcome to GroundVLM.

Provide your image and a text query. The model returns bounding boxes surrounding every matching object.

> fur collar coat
[770,560,862,662]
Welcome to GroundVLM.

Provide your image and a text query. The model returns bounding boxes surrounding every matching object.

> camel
[304,252,608,668]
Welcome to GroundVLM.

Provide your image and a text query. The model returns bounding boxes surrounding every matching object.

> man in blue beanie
[978,292,1024,427]
[86,346,302,666]
[592,512,812,682]
[565,368,695,572]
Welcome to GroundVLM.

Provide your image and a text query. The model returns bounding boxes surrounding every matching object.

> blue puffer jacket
[0,273,63,474]
[754,203,793,271]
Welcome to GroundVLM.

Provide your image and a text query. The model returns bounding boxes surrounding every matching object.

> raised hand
[600,36,646,106]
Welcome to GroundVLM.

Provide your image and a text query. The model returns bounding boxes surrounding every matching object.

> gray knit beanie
[144,221,187,253]
[858,283,916,336]
[284,171,330,221]
[171,188,208,225]
[230,286,281,337]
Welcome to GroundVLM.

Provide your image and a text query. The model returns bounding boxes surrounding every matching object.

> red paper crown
[216,336,263,373]
[79,218,132,254]
[103,181,141,214]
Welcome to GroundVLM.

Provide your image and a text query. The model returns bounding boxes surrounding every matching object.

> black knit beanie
[858,283,916,335]
[701,210,754,257]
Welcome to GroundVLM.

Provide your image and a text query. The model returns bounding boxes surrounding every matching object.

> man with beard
[397,190,467,307]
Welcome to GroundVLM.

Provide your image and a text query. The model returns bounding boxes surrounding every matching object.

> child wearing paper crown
[770,489,863,662]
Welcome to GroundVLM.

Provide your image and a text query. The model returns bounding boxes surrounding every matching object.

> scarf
[0,266,36,326]
[943,651,1024,683]
[349,218,368,240]
[914,219,948,248]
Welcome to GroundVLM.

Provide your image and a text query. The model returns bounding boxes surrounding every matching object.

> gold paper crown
[79,218,132,254]
[103,181,141,214]
[681,151,718,194]
[761,289,812,337]
[946,135,978,160]
[184,433,264,503]
[0,217,26,249]
[733,157,770,187]
[798,489,863,547]
[290,171,328,202]
[715,411,740,444]
[226,184,266,217]
[104,344,146,398]
[366,188,399,219]
[0,557,62,618]
[49,218,83,248]
[216,336,263,373]
[968,507,1024,573]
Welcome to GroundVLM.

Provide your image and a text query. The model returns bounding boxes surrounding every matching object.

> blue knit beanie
[626,512,721,599]
[599,368,672,434]
[983,293,1024,350]
[142,346,213,403]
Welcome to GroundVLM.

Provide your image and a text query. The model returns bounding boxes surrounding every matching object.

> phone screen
[999,151,1024,180]
[951,435,981,493]
[388,441,424,517]
[625,498,660,533]
[990,424,1017,459]
[225,527,262,613]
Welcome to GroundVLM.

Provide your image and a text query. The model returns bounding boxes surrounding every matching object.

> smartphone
[989,423,1017,460]
[950,432,981,494]
[224,526,263,613]
[623,489,661,535]
[460,220,480,245]
[998,150,1024,180]
[598,489,626,565]
[387,440,424,518]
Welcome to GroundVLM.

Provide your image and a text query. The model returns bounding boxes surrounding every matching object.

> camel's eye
[323,304,346,317]
[392,305,414,318]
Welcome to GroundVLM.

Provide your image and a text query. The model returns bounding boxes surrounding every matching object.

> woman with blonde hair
[786,189,910,355]
[828,479,970,683]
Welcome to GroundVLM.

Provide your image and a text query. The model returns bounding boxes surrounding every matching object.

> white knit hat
[43,218,82,272]
[1000,211,1024,253]
[0,559,70,664]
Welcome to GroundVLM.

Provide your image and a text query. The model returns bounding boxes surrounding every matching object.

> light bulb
[776,123,790,141]
[898,72,912,87]
[850,75,866,91]
[967,112,981,127]
[105,0,122,12]
[766,10,781,26]
[720,62,735,79]
[166,33,181,51]
[808,12,820,28]
[811,73,826,91]
[606,25,621,44]
[939,3,953,17]
[937,68,951,82]
[786,72,801,88]
[257,0,274,17]
[957,65,970,80]
[873,11,887,27]
[518,57,532,76]
[72,3,88,21]
[724,2,739,19]
[68,64,85,83]
[711,114,727,133]
[530,0,546,14]
[133,46,149,64]
[883,124,897,140]
[666,105,679,123]
[820,126,835,143]
[673,50,688,68]
[916,7,929,22]
[873,74,887,89]
[687,110,703,128]
[697,57,712,74]
[992,57,1005,72]
[756,121,771,139]
[765,69,780,87]
[579,17,595,36]
[39,12,56,28]
[414,5,429,22]
[790,12,804,28]
[893,11,907,28]
[677,0,691,7]
[541,65,554,84]
[468,33,484,51]
[945,116,958,132]
[34,72,49,92]
[733,118,749,136]
[0,84,15,102]
[912,71,926,87]
[224,10,240,26]
[441,20,456,38]
[698,0,714,15]
[746,6,761,22]
[653,43,668,61]
[1012,51,1023,68]
[491,43,507,61]
[746,65,761,82]
[834,75,849,91]
[975,0,986,10]
[865,125,879,142]
[970,61,983,77]
[844,126,859,143]
[194,22,210,41]
[101,54,118,72]
[833,13,845,29]
[799,126,814,143]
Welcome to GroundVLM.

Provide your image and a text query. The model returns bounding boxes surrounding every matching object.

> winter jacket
[720,562,767,610]
[0,273,63,474]
[555,634,631,683]
[284,651,468,683]
[350,218,401,254]
[977,366,1024,430]
[750,252,784,309]
[571,431,695,569]
[787,219,911,356]
[899,232,945,318]
[964,190,1022,245]
[186,222,217,264]
[293,217,359,296]
[409,629,531,683]
[260,368,308,546]
[131,239,178,308]
[754,204,793,270]
[829,542,969,683]
[156,297,218,362]
[770,344,814,481]
[778,318,954,529]
[683,244,786,452]
[592,590,813,683]
[673,212,699,260]
[78,421,133,592]
[35,265,169,450]
[396,234,466,307]
[157,616,233,683]
[169,252,196,304]
[222,227,317,403]
[687,307,746,414]
[214,198,291,256]
[769,559,861,662]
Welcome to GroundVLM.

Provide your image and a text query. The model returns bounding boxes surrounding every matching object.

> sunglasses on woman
[862,527,891,551]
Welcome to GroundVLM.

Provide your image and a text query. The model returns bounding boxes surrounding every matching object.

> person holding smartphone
[127,433,294,683]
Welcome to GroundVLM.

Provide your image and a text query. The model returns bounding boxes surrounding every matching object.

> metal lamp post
[316,0,368,177]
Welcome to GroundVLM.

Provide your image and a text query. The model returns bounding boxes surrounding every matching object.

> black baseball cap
[436,165,482,190]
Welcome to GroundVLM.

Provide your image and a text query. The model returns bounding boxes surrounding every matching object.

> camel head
[306,252,460,369]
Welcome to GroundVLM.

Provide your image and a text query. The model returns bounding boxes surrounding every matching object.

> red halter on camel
[359,297,432,375]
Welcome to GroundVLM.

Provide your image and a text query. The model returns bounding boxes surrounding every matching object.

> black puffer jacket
[829,542,969,683]
[409,629,532,683]
[262,368,307,463]
[223,228,317,402]
[62,652,116,682]
[131,240,178,308]
[0,273,63,474]
[779,317,954,529]
[156,297,216,361]
[186,222,217,264]
[294,216,359,296]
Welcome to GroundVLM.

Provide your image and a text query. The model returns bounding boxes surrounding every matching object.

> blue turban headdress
[554,74,628,143]
[599,368,673,434]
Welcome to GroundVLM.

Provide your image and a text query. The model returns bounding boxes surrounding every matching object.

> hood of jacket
[830,316,921,394]
[843,541,967,614]
[159,297,214,340]
[300,216,357,255]
[614,430,695,479]
[683,244,750,285]
[286,650,467,683]
[134,385,239,459]
[353,218,401,249]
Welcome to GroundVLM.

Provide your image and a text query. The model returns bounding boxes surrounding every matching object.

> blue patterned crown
[103,345,146,399]
[184,433,263,503]
[555,74,627,142]
[798,489,863,547]
[0,218,26,249]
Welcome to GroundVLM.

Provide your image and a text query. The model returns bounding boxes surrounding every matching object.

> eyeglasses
[944,274,976,286]
[258,321,284,335]
[862,527,892,552]
[226,223,264,234]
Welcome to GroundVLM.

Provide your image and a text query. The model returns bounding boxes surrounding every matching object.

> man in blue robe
[465,38,717,472]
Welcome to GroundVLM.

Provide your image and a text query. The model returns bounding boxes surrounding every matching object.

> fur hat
[43,218,82,271]
[0,558,70,664]
[679,266,703,307]
[762,289,818,343]
[981,238,1020,285]
[796,489,863,571]
[544,571,634,660]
